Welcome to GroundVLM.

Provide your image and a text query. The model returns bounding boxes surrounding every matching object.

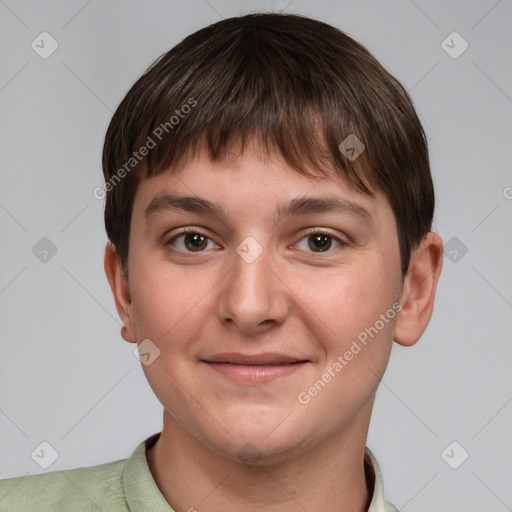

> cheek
[292,266,399,424]
[329,271,399,385]
[129,253,217,346]
[129,259,217,411]
[292,261,397,347]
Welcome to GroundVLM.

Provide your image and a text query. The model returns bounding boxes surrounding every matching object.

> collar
[122,433,397,511]
[365,447,399,512]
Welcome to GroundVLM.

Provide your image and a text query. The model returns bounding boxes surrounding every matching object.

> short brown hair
[102,12,434,277]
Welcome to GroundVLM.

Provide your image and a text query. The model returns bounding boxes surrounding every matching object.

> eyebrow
[144,194,373,225]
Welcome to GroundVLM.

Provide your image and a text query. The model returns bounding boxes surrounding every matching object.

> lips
[201,353,310,384]
[202,353,308,365]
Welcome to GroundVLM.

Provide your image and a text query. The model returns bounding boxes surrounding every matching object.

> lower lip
[203,361,308,384]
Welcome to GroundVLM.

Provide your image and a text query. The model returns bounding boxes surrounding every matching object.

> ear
[394,232,443,347]
[104,242,137,343]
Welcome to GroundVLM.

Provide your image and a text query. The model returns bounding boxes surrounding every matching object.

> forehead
[132,141,393,228]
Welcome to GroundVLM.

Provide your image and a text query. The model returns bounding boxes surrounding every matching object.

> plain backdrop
[1,1,511,510]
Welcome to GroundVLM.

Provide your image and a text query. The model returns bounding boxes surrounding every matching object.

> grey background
[1,0,511,510]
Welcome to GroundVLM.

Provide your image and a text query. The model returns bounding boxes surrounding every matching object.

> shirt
[0,433,398,511]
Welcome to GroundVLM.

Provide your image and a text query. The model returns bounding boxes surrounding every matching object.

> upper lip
[201,353,309,365]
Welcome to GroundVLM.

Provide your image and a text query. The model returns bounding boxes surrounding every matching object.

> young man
[0,12,443,512]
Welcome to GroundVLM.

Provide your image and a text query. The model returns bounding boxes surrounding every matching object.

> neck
[146,412,373,512]
[147,409,372,512]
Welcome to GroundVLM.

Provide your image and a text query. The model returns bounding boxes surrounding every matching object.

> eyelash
[164,228,347,254]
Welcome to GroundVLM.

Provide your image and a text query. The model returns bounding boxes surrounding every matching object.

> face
[123,142,404,463]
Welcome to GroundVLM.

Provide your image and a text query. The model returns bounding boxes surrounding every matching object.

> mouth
[200,353,310,384]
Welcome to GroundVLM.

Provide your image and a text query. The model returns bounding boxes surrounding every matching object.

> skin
[105,140,443,512]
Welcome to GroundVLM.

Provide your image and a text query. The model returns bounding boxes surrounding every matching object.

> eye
[166,230,218,252]
[165,229,345,254]
[295,232,344,253]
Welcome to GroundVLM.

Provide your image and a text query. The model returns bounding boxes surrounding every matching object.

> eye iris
[185,233,207,251]
[308,234,331,252]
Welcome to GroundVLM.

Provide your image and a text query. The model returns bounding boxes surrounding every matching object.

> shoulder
[0,458,127,512]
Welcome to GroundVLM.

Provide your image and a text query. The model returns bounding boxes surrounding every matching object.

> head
[103,13,442,463]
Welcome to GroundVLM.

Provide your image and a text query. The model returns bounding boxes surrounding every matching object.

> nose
[215,241,289,335]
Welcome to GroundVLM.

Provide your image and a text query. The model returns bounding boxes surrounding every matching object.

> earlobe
[394,232,443,347]
[104,242,137,343]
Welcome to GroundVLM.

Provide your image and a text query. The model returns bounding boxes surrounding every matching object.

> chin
[202,420,316,468]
